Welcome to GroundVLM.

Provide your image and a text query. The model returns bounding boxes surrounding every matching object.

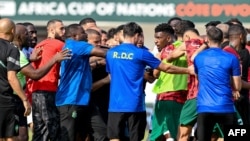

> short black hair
[154,23,174,35]
[116,24,125,33]
[107,28,117,39]
[184,28,200,36]
[207,27,223,44]
[184,20,195,28]
[47,19,62,28]
[175,20,195,36]
[227,18,243,26]
[101,29,107,34]
[79,17,96,25]
[224,21,234,27]
[167,17,182,24]
[123,22,143,37]
[205,21,221,28]
[65,24,81,38]
[228,24,246,36]
[16,23,24,26]
[22,22,35,27]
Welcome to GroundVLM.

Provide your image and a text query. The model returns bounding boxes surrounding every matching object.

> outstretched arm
[191,43,208,62]
[157,62,190,74]
[90,47,107,58]
[22,49,71,80]
[144,69,156,83]
[241,80,250,89]
[166,42,186,62]
[153,53,161,78]
[89,57,106,70]
[92,75,110,92]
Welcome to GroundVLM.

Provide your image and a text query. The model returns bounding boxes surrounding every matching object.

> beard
[29,38,37,48]
[55,32,65,42]
[21,37,30,48]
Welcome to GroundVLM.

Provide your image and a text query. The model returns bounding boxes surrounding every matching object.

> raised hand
[30,46,43,61]
[53,48,72,62]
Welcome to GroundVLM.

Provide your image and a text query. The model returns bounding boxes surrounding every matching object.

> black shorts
[88,103,109,141]
[0,107,18,138]
[58,105,90,141]
[107,112,147,141]
[13,95,27,127]
[197,112,237,141]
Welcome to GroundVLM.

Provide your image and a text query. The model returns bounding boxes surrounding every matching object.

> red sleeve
[223,46,240,59]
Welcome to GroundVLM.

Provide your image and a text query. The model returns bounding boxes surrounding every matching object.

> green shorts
[150,100,183,140]
[179,98,197,126]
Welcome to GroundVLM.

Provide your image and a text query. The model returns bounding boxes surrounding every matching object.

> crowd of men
[0,16,250,141]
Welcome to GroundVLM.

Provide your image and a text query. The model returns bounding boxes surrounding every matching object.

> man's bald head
[15,24,27,35]
[0,18,15,41]
[86,28,101,37]
[88,26,102,34]
[14,24,29,47]
[216,23,229,39]
[86,28,101,47]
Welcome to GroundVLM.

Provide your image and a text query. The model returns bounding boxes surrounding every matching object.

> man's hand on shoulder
[29,46,43,62]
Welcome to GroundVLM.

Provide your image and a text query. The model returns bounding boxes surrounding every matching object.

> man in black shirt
[0,18,31,140]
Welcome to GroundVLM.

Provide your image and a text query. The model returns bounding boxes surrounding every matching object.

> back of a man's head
[0,18,15,41]
[216,24,229,39]
[207,27,223,44]
[175,20,195,37]
[205,21,221,29]
[167,17,182,27]
[123,22,142,37]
